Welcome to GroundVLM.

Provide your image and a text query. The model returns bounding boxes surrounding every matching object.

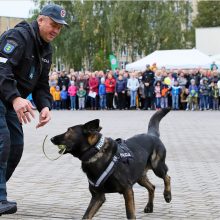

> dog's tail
[147,108,170,137]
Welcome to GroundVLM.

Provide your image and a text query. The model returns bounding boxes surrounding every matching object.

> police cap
[40,4,68,26]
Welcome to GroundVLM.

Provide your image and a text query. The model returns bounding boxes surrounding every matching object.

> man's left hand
[36,107,51,128]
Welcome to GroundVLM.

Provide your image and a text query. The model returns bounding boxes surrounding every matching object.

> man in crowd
[142,64,155,110]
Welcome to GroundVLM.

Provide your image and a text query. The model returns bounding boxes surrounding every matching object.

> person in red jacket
[88,72,99,110]
[105,71,116,110]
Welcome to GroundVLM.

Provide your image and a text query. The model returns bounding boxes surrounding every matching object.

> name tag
[120,152,132,158]
[0,57,8,63]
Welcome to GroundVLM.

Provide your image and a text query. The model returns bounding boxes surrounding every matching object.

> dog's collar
[80,136,105,162]
[94,136,105,151]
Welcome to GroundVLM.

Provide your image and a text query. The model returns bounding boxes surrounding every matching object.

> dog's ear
[83,119,101,133]
[97,126,102,132]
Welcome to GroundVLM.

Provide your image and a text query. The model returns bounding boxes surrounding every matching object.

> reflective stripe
[89,156,118,187]
[0,57,8,63]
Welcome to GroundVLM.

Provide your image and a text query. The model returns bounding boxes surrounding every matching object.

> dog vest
[88,138,133,188]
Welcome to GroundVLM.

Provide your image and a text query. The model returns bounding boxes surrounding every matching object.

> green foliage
[93,49,110,71]
[194,1,220,27]
[30,0,194,70]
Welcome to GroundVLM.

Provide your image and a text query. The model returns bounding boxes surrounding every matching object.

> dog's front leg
[123,187,136,219]
[83,193,106,220]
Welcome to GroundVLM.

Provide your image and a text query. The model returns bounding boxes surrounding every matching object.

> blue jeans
[155,97,161,108]
[200,95,209,109]
[0,100,23,201]
[99,95,106,109]
[161,97,168,108]
[70,96,76,109]
[172,95,179,109]
[54,100,61,110]
[130,90,137,107]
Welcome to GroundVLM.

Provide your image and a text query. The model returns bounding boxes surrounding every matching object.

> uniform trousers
[0,100,23,201]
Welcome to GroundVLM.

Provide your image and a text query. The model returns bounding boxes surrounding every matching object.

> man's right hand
[12,97,35,124]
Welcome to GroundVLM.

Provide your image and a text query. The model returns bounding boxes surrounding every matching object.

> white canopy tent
[210,54,220,68]
[125,49,214,71]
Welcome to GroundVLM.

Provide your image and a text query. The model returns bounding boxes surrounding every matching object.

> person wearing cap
[142,64,155,110]
[0,4,68,215]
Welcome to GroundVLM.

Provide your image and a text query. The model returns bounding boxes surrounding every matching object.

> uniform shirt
[0,20,52,111]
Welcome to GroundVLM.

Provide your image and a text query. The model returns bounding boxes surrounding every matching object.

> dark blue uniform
[0,20,53,201]
[0,20,52,109]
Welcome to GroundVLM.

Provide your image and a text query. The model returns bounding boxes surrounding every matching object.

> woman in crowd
[127,72,140,109]
[88,72,99,110]
[105,72,116,110]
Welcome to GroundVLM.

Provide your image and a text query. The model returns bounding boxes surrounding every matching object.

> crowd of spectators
[47,63,220,111]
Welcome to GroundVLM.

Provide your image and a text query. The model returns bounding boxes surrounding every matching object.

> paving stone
[1,110,220,219]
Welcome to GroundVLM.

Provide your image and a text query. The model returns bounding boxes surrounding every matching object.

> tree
[194,1,220,27]
[30,0,194,70]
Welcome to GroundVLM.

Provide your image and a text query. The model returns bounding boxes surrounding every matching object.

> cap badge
[60,9,66,18]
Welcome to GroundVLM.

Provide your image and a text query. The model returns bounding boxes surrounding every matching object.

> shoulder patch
[3,42,15,54]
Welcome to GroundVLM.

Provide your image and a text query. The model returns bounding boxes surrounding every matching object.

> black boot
[0,200,17,216]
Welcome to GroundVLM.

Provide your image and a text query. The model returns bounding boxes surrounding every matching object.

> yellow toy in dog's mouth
[57,145,66,154]
[42,135,66,160]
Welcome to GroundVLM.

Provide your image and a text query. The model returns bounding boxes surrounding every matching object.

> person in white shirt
[127,72,140,109]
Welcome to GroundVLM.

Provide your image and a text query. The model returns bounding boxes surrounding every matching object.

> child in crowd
[161,83,169,108]
[154,80,162,110]
[210,81,219,110]
[68,80,77,110]
[186,79,198,111]
[180,87,189,110]
[99,78,107,110]
[60,85,68,110]
[77,84,87,110]
[50,84,56,109]
[54,86,61,110]
[127,72,140,109]
[199,78,210,110]
[170,80,181,110]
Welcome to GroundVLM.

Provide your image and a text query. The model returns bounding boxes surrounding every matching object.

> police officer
[0,4,68,215]
[142,64,155,110]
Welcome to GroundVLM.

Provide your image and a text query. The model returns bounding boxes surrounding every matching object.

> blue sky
[0,0,36,18]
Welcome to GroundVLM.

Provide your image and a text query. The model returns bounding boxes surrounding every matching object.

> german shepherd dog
[51,108,172,219]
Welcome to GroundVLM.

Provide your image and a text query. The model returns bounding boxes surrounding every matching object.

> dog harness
[88,138,133,188]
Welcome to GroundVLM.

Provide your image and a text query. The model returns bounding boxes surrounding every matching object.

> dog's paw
[144,203,153,213]
[164,191,172,203]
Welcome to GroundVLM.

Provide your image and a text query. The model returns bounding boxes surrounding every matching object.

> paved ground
[2,110,220,220]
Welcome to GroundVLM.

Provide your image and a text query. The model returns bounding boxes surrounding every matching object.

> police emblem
[60,9,66,18]
[3,43,15,54]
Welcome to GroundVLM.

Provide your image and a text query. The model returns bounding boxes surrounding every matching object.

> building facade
[0,16,24,35]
